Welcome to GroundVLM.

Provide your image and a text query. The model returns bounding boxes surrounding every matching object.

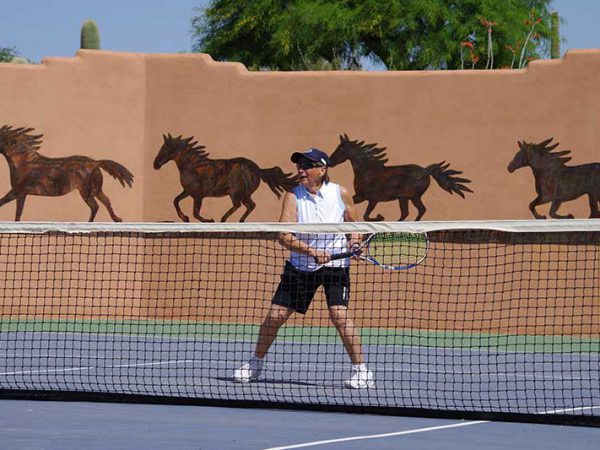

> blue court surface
[1,400,600,450]
[1,330,598,415]
[0,329,599,448]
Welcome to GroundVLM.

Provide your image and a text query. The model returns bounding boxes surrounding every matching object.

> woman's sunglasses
[296,161,323,170]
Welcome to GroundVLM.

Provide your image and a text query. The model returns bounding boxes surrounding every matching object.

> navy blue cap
[291,148,331,167]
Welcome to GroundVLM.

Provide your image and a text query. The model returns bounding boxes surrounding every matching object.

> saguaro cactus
[550,12,560,59]
[81,19,100,50]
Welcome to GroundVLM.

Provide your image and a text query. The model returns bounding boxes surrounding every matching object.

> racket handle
[330,250,354,260]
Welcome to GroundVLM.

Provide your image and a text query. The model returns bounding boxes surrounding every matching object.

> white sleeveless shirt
[289,182,349,271]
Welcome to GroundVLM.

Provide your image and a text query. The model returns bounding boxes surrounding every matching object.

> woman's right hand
[310,248,331,265]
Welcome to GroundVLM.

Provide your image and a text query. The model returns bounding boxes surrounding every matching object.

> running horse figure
[329,134,473,221]
[153,134,298,222]
[508,138,600,219]
[0,125,134,221]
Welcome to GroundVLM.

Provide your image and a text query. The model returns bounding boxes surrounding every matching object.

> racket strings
[368,232,428,267]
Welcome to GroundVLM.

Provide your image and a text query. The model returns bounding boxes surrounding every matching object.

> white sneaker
[343,367,375,389]
[233,357,264,383]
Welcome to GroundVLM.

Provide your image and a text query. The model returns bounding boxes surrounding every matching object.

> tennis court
[1,327,599,449]
[1,325,599,417]
[0,220,599,448]
[2,399,600,450]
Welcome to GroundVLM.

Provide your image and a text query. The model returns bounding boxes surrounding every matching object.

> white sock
[353,363,367,372]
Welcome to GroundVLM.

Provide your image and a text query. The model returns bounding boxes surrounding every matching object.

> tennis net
[0,220,598,426]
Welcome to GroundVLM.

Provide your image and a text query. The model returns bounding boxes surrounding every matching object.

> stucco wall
[0,51,145,221]
[1,49,599,222]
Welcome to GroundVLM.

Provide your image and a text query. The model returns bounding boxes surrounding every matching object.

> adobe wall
[1,52,599,335]
[1,49,599,222]
[0,51,146,222]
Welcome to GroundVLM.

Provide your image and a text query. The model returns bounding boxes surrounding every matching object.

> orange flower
[461,41,475,50]
[479,18,497,30]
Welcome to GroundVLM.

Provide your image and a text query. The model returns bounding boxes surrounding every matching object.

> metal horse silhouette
[153,134,298,222]
[329,134,473,221]
[0,125,134,221]
[508,138,600,219]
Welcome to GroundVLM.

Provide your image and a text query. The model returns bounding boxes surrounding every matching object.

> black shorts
[272,261,351,314]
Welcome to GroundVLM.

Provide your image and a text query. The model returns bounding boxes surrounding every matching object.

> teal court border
[1,318,598,353]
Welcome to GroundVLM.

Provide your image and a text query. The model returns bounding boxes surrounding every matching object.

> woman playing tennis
[234,148,375,389]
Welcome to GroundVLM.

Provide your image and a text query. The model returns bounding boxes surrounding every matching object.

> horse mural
[153,134,298,222]
[0,125,134,221]
[508,138,600,219]
[329,134,473,221]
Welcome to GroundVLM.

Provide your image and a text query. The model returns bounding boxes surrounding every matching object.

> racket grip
[330,250,354,260]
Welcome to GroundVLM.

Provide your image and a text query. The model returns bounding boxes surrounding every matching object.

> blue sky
[1,0,599,65]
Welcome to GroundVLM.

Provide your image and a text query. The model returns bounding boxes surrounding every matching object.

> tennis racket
[330,232,429,270]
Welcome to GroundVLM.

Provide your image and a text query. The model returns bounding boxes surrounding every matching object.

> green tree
[0,46,20,63]
[9,57,30,64]
[192,0,553,70]
[192,0,359,70]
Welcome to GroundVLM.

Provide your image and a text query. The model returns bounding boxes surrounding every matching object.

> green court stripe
[0,319,598,352]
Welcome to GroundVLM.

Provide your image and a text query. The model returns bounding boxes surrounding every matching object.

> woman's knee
[329,306,349,327]
[265,306,291,327]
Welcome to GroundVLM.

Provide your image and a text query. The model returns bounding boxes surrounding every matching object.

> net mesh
[0,221,598,426]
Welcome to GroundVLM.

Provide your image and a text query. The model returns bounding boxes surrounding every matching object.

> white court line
[261,421,490,450]
[0,359,195,376]
[0,366,95,376]
[262,403,600,450]
[110,360,196,369]
[5,332,600,358]
[538,405,600,415]
[1,356,597,381]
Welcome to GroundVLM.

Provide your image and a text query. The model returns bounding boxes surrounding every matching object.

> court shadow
[215,376,339,388]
